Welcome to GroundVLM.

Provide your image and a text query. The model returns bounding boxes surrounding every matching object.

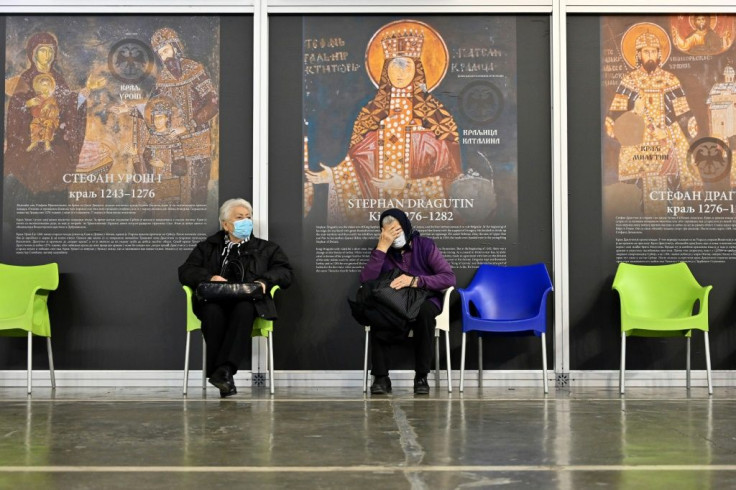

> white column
[252,0,271,376]
[552,0,570,384]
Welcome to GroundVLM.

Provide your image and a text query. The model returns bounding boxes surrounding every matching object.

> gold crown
[381,29,424,59]
[145,95,176,126]
[635,31,660,50]
[151,27,181,52]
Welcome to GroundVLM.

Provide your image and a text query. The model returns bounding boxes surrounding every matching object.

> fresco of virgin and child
[5,31,106,202]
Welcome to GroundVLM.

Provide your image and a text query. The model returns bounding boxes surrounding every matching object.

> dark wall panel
[0,15,253,370]
[269,15,553,370]
[567,15,736,370]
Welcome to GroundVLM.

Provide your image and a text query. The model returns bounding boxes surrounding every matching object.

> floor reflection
[0,388,731,490]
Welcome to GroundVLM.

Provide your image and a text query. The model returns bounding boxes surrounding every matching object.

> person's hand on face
[377,222,402,252]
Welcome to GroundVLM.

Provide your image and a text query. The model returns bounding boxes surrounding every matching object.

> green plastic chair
[612,262,712,395]
[182,285,205,395]
[182,285,280,395]
[0,263,59,394]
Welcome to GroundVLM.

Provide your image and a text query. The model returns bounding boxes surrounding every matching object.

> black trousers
[370,300,440,377]
[199,300,256,377]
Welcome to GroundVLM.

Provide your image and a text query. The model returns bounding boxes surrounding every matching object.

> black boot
[209,365,237,398]
[371,375,392,395]
[414,375,429,395]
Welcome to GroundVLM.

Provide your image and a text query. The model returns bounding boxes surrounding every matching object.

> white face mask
[391,232,407,249]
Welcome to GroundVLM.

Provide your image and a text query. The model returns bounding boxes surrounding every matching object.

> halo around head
[688,14,717,31]
[620,22,671,69]
[365,19,448,92]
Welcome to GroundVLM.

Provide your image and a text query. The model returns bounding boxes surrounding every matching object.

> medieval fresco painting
[3,16,220,255]
[602,15,736,264]
[302,16,518,272]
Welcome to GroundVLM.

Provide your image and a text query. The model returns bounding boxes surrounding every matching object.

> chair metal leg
[201,336,207,391]
[434,330,440,389]
[705,331,713,395]
[268,332,275,395]
[445,330,452,393]
[26,332,33,394]
[460,332,466,392]
[620,332,626,395]
[686,336,691,390]
[541,333,548,394]
[183,331,191,395]
[363,326,370,393]
[46,337,56,389]
[477,335,483,388]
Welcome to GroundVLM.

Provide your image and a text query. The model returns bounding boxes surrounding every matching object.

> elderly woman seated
[178,198,293,397]
[360,208,456,395]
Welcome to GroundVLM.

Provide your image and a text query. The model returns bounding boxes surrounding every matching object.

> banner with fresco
[3,16,220,256]
[602,15,736,264]
[302,16,518,273]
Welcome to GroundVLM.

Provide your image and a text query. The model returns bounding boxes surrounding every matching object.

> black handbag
[371,269,430,322]
[195,281,264,302]
[348,268,431,342]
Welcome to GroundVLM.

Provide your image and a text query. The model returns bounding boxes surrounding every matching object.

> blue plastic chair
[457,263,553,393]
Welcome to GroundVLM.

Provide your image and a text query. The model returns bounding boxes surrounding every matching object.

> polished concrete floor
[0,385,735,489]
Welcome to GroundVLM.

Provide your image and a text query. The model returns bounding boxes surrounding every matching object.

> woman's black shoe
[414,376,430,395]
[209,365,236,397]
[220,385,237,398]
[370,375,392,395]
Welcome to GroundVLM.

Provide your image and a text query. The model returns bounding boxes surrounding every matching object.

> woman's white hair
[381,215,398,227]
[219,198,253,228]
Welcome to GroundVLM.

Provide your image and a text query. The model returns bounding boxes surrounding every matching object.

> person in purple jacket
[360,208,456,395]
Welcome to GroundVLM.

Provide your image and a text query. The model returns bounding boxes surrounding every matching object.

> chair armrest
[611,284,631,317]
[694,285,712,318]
[441,286,454,311]
[456,288,475,318]
[435,287,455,332]
[37,263,59,291]
[534,286,554,319]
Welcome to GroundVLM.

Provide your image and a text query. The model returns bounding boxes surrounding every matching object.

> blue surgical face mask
[232,218,253,240]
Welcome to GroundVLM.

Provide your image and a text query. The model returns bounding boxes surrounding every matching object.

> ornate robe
[608,66,698,214]
[327,86,462,223]
[151,58,218,203]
